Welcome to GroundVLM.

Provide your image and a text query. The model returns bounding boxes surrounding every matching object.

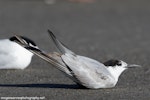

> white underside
[0,39,33,69]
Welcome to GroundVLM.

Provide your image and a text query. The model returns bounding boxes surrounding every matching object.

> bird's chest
[89,70,115,88]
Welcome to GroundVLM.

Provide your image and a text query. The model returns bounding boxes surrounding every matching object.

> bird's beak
[126,64,141,68]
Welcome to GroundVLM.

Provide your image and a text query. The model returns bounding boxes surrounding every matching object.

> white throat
[107,67,127,82]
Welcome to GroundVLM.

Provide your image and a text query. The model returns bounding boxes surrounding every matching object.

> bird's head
[9,36,38,49]
[103,59,141,69]
[103,59,141,81]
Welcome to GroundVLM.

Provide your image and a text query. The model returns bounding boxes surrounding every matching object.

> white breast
[0,39,33,69]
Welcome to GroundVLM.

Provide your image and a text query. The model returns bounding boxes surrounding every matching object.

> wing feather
[14,35,72,76]
[47,29,75,55]
[62,54,113,88]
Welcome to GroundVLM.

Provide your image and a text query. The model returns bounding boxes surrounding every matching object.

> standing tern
[14,30,141,89]
[0,36,37,69]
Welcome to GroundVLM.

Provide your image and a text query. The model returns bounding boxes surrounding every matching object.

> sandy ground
[0,0,149,100]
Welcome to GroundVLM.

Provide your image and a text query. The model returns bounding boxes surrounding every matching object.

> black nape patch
[103,59,121,67]
[9,36,36,46]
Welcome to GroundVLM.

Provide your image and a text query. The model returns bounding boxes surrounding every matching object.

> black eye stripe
[117,63,122,66]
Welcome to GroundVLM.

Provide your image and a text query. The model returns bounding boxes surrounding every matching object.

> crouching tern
[0,36,37,69]
[14,30,141,89]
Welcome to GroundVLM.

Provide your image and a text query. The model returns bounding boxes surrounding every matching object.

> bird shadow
[0,83,85,89]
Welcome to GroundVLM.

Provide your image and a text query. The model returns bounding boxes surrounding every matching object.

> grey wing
[77,55,111,75]
[61,54,96,88]
[47,29,75,55]
[78,56,115,87]
[61,54,111,88]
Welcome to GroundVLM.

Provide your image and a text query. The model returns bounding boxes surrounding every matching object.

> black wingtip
[47,29,53,36]
[10,35,25,45]
[47,29,52,34]
[25,46,41,52]
[47,29,56,39]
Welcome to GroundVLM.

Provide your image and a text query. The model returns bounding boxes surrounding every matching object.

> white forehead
[120,60,128,66]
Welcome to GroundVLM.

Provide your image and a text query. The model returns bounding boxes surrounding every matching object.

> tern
[14,30,141,89]
[0,36,37,69]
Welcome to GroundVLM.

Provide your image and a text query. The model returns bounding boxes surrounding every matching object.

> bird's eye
[117,61,122,66]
